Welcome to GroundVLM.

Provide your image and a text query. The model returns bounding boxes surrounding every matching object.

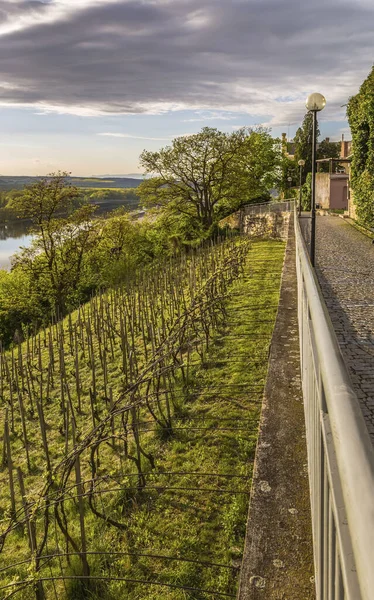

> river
[0,222,33,270]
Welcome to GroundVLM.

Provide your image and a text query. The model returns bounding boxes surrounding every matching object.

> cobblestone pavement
[311,216,374,442]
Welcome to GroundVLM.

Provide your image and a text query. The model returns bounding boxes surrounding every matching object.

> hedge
[347,66,374,226]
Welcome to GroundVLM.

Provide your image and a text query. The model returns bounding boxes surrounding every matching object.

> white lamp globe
[298,159,306,167]
[306,93,326,112]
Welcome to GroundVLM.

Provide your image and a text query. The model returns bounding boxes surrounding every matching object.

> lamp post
[298,159,305,215]
[306,93,326,266]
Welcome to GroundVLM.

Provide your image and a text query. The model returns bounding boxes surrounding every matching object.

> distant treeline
[84,188,141,213]
[0,175,142,191]
[0,187,141,222]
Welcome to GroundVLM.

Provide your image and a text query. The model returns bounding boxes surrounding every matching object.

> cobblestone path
[313,216,374,442]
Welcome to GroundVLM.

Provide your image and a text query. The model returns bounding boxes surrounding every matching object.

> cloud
[98,132,171,140]
[0,0,373,126]
[98,131,196,141]
[0,0,117,35]
[183,111,238,122]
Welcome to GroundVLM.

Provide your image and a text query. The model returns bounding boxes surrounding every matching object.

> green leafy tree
[279,155,299,196]
[347,66,374,226]
[0,269,43,346]
[301,172,312,210]
[0,189,25,221]
[294,112,320,182]
[138,127,279,236]
[316,139,341,173]
[82,211,154,288]
[8,172,85,222]
[11,172,99,313]
[317,139,340,161]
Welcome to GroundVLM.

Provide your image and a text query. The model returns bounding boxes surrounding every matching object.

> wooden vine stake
[4,410,16,519]
[17,467,45,600]
[70,403,90,581]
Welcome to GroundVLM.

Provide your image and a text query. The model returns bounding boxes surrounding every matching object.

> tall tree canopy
[294,112,320,181]
[138,127,279,235]
[347,66,374,226]
[279,155,299,195]
[294,112,342,178]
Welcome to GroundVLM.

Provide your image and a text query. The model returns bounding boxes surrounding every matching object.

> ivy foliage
[347,66,374,226]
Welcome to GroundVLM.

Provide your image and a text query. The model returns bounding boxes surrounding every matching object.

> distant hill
[0,176,143,191]
[95,173,146,179]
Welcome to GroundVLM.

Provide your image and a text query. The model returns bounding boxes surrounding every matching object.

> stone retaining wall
[220,206,291,240]
[240,210,290,240]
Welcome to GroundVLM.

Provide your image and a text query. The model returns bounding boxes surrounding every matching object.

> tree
[316,139,341,172]
[11,172,99,313]
[138,127,279,235]
[9,172,80,223]
[82,211,154,288]
[317,139,340,161]
[279,154,299,196]
[301,172,312,210]
[347,66,374,226]
[0,269,43,346]
[294,112,320,182]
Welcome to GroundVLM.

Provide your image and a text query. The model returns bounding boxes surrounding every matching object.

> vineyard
[0,237,285,599]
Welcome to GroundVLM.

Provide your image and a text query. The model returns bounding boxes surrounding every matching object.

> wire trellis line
[1,576,237,598]
[0,550,240,575]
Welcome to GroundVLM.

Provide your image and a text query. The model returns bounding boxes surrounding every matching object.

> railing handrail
[295,211,374,599]
[240,200,294,211]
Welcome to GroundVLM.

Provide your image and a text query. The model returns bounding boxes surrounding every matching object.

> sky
[0,0,373,176]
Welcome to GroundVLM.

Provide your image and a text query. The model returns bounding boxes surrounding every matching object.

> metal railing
[240,200,294,215]
[295,210,374,600]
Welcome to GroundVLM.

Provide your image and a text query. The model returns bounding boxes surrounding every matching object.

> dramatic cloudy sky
[0,0,373,175]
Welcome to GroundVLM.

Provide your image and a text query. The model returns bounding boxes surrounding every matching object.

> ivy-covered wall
[347,66,374,226]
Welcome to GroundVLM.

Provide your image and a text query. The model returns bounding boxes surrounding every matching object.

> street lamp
[298,159,305,215]
[306,92,326,266]
[286,176,293,205]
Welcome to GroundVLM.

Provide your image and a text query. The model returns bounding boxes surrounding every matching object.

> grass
[0,239,285,599]
[345,216,374,239]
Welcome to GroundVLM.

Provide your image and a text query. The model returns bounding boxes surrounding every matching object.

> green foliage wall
[347,66,374,226]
